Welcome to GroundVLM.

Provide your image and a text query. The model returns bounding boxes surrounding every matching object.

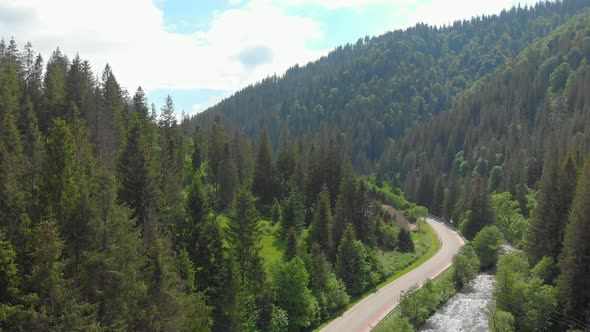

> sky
[0,0,534,116]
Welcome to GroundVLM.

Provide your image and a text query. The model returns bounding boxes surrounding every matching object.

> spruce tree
[217,144,237,210]
[557,157,590,326]
[309,185,333,254]
[253,129,277,205]
[83,171,147,330]
[336,224,369,295]
[282,186,305,238]
[117,116,157,238]
[397,228,415,253]
[523,157,561,263]
[227,188,264,296]
[462,176,494,239]
[285,226,298,262]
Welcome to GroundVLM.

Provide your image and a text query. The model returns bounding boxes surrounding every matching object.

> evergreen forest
[1,0,590,331]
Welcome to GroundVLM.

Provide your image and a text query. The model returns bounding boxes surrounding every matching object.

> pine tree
[83,171,147,330]
[308,243,350,318]
[557,157,590,326]
[158,96,183,231]
[336,224,369,295]
[462,176,494,239]
[27,220,98,330]
[227,188,265,297]
[41,48,67,130]
[554,154,578,255]
[285,226,298,262]
[397,228,415,253]
[217,144,237,210]
[523,156,561,263]
[132,87,149,120]
[282,186,305,238]
[207,115,227,184]
[443,169,460,222]
[98,64,125,167]
[143,238,193,331]
[432,176,445,216]
[309,185,333,254]
[0,233,19,302]
[253,129,277,205]
[117,116,157,239]
[276,125,296,196]
[324,138,343,206]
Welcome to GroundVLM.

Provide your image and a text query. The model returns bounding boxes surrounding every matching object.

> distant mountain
[196,0,590,173]
[384,7,590,219]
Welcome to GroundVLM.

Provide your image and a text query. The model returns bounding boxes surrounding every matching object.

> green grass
[259,220,285,273]
[260,234,285,272]
[379,223,436,278]
[312,220,441,331]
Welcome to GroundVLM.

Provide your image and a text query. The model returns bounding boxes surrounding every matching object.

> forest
[2,0,590,331]
[0,36,436,331]
[197,0,590,173]
[196,0,590,330]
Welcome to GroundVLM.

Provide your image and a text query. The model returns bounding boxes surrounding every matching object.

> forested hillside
[197,0,590,172]
[3,0,590,331]
[0,35,433,330]
[386,8,590,220]
[388,9,590,330]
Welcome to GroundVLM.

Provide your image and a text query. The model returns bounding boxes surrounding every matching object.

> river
[419,272,495,332]
[419,245,514,332]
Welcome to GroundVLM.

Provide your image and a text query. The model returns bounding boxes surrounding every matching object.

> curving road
[320,217,465,332]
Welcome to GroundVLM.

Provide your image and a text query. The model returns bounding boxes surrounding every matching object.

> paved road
[320,217,465,332]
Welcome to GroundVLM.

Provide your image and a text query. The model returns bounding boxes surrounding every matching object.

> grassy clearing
[259,220,285,273]
[379,222,437,278]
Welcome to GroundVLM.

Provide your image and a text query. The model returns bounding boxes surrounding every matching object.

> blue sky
[1,0,532,116]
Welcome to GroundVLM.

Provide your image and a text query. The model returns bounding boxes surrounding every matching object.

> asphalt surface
[320,217,465,332]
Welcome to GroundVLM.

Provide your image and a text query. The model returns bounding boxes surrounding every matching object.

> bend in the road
[320,217,465,332]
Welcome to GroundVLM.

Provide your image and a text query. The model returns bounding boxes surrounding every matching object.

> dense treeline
[197,0,590,173]
[0,37,423,330]
[381,9,590,330]
[387,9,590,227]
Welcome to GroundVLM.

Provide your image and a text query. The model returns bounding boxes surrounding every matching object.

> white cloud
[390,0,537,30]
[275,0,407,9]
[0,0,537,112]
[191,94,226,115]
[0,0,326,96]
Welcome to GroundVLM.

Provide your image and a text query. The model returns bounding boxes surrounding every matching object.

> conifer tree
[432,176,445,216]
[397,228,415,253]
[462,176,494,239]
[117,116,157,238]
[253,129,277,205]
[285,226,298,262]
[132,87,149,120]
[83,171,147,330]
[228,188,265,297]
[557,157,590,326]
[282,186,305,238]
[523,157,561,263]
[99,64,125,167]
[309,185,333,254]
[443,169,460,221]
[336,224,369,295]
[217,144,237,209]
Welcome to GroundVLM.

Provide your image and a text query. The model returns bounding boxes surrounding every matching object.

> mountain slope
[197,0,590,172]
[385,8,590,218]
